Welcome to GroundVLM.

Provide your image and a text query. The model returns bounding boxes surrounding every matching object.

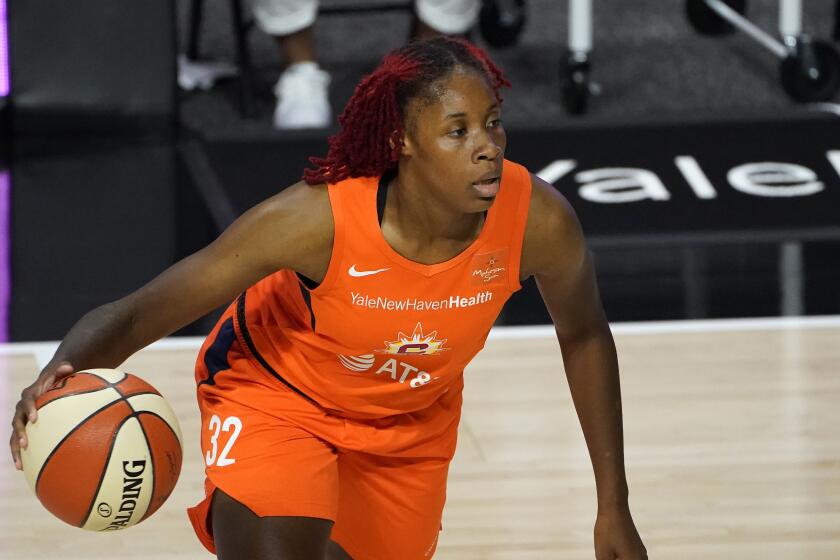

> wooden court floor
[1,318,839,559]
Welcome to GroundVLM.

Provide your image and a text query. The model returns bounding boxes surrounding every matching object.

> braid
[303,55,422,185]
[303,37,510,185]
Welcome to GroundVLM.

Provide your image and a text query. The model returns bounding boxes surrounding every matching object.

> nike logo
[348,265,390,277]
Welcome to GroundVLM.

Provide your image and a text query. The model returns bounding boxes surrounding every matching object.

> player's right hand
[9,361,76,471]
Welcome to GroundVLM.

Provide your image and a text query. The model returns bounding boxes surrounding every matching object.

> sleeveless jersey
[232,159,533,419]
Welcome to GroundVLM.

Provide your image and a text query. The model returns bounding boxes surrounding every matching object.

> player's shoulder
[520,172,586,278]
[236,180,334,260]
[239,180,334,278]
[526,172,579,237]
[266,180,330,211]
[501,159,564,215]
[499,159,578,239]
[256,181,333,233]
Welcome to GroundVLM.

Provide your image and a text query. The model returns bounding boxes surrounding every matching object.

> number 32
[205,414,242,467]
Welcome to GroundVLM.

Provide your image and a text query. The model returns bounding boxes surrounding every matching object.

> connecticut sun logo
[379,323,448,356]
[470,249,506,285]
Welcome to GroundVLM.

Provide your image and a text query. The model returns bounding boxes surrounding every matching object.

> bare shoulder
[221,180,334,281]
[520,173,586,279]
[257,180,332,233]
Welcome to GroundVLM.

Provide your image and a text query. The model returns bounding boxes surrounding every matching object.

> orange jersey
[230,159,532,418]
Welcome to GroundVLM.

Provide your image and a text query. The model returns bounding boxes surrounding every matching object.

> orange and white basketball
[19,368,183,531]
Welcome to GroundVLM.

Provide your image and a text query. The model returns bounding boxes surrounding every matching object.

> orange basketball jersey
[227,159,532,419]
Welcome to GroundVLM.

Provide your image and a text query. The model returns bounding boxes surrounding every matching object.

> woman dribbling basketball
[11,37,647,559]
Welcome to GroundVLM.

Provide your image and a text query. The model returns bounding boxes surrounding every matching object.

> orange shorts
[186,307,463,560]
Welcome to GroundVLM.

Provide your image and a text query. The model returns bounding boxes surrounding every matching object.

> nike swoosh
[348,265,390,277]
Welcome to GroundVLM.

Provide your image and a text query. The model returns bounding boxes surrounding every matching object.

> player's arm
[520,174,647,559]
[10,181,333,469]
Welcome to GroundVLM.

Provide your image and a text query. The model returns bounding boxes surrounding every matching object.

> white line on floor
[2,316,838,370]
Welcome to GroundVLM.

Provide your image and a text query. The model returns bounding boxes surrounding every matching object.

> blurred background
[2,0,839,341]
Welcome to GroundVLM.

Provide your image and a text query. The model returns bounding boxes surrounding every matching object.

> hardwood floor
[2,318,838,559]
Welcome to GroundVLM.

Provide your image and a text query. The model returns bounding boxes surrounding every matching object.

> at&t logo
[336,323,447,389]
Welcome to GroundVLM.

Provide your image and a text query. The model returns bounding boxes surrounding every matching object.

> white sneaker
[177,54,238,91]
[272,62,332,130]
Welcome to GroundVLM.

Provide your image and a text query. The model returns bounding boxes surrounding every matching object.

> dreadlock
[303,36,510,185]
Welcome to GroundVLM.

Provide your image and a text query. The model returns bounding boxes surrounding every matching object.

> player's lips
[472,174,500,197]
[475,169,501,183]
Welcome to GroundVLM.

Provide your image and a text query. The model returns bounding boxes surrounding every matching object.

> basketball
[19,369,183,531]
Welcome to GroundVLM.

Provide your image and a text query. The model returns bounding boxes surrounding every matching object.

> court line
[0,338,206,371]
[489,315,840,340]
[2,316,839,370]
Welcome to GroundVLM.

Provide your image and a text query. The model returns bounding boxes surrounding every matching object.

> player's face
[402,68,506,213]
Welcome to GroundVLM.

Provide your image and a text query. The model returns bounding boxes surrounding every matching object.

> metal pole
[569,0,593,54]
[230,0,256,118]
[704,0,789,58]
[779,242,804,317]
[779,0,803,40]
[682,248,708,319]
[187,0,204,60]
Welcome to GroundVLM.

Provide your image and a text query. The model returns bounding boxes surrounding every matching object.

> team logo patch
[470,249,507,285]
[378,322,448,356]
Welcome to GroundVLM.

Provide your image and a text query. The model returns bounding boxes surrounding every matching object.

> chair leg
[230,0,256,118]
[187,0,204,59]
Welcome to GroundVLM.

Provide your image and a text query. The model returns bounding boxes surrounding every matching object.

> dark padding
[9,0,177,134]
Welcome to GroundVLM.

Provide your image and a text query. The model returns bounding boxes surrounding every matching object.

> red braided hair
[303,37,511,185]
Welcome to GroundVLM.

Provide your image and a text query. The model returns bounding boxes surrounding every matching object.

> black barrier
[9,0,177,135]
[6,136,224,341]
[200,117,840,246]
[10,139,177,340]
[505,117,840,246]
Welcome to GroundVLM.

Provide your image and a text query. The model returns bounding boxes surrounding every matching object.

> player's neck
[387,175,484,245]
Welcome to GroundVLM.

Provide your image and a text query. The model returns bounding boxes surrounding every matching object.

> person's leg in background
[413,0,480,40]
[252,0,332,129]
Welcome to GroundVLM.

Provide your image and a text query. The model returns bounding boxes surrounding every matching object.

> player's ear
[392,104,419,157]
[391,130,414,157]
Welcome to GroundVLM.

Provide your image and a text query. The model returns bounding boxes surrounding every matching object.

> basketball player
[11,38,647,560]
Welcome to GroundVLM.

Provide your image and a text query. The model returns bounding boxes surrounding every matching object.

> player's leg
[187,396,344,557]
[188,320,344,557]
[211,491,354,559]
[327,540,354,560]
[211,489,334,559]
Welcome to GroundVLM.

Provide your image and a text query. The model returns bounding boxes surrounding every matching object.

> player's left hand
[593,505,647,559]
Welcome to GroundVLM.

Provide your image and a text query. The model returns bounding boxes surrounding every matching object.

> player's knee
[211,489,334,560]
[326,540,354,560]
